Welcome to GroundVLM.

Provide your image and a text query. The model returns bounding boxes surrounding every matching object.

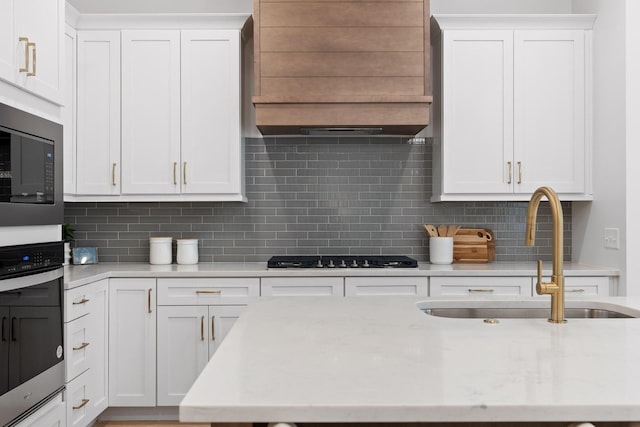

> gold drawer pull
[200,315,205,341]
[27,42,36,76]
[73,298,90,305]
[183,161,187,184]
[73,342,90,351]
[468,288,495,293]
[173,162,177,185]
[195,290,222,294]
[507,161,512,184]
[147,288,153,313]
[517,161,522,184]
[72,399,90,410]
[566,288,585,293]
[112,163,117,186]
[211,316,215,341]
[19,37,30,72]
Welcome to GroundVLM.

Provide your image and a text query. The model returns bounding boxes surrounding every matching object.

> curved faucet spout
[526,186,566,323]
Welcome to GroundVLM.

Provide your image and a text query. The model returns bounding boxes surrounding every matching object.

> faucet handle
[535,259,560,295]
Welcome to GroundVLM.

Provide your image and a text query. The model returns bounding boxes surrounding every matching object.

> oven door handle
[0,267,63,293]
[11,317,17,341]
[1,317,6,342]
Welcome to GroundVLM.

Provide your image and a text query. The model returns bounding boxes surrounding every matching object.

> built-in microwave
[0,103,62,227]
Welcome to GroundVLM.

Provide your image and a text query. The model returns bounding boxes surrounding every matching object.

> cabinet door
[76,31,121,195]
[108,278,156,406]
[181,30,242,196]
[209,305,245,357]
[157,306,209,406]
[0,1,15,82]
[440,30,514,195]
[121,30,181,195]
[13,0,64,104]
[65,313,90,382]
[514,30,585,194]
[63,25,76,196]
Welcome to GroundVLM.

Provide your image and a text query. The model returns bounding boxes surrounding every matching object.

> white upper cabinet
[431,15,595,202]
[75,31,121,196]
[0,0,64,104]
[121,30,181,195]
[181,30,243,196]
[65,15,248,202]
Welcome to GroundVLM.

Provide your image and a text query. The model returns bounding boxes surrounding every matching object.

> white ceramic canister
[429,236,454,265]
[177,238,199,265]
[149,237,173,265]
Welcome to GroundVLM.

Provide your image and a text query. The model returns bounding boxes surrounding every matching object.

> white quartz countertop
[64,261,618,289]
[179,296,640,423]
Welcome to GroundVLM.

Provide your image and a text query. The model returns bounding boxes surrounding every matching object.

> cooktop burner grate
[267,255,418,269]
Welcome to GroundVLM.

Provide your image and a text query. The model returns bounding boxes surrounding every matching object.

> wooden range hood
[252,0,432,136]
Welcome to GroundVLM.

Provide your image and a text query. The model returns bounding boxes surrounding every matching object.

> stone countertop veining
[63,261,619,289]
[179,295,640,423]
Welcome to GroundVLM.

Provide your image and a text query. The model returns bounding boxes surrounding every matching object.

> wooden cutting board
[453,228,495,263]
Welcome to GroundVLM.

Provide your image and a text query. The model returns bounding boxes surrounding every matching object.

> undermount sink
[417,300,640,319]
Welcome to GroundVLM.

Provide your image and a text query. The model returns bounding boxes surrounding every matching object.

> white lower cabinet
[345,277,428,296]
[156,305,245,406]
[156,277,257,406]
[63,279,109,427]
[261,277,344,296]
[13,393,65,427]
[430,276,532,297]
[108,278,157,407]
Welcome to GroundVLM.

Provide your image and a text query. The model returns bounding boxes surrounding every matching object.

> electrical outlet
[604,228,620,249]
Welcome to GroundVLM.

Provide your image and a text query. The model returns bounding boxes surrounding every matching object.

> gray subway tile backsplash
[64,136,571,263]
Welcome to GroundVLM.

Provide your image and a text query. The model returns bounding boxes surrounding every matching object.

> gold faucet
[525,186,566,323]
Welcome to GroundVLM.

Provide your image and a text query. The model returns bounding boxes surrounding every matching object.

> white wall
[626,0,640,296]
[571,0,628,293]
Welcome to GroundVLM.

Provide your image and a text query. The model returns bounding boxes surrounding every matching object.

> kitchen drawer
[66,368,104,427]
[534,276,610,298]
[65,313,91,382]
[157,278,259,305]
[65,280,101,322]
[261,277,344,297]
[345,277,428,296]
[430,276,532,297]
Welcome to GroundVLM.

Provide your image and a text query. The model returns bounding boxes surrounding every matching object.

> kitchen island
[179,296,640,424]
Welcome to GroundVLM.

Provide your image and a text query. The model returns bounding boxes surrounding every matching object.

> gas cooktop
[267,255,418,269]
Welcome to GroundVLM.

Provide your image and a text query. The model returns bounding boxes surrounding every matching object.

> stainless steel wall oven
[0,103,63,226]
[0,242,64,426]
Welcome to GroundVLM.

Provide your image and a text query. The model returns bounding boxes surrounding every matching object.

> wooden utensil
[423,224,438,237]
[447,224,461,237]
[438,224,448,237]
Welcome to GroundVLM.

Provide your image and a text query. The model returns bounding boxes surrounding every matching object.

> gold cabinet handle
[200,315,205,341]
[566,288,585,293]
[211,316,215,341]
[27,42,36,76]
[195,290,222,295]
[468,288,495,293]
[73,342,90,351]
[517,161,522,184]
[72,298,90,305]
[147,288,152,313]
[72,399,90,410]
[507,161,512,184]
[112,163,117,186]
[18,37,30,72]
[183,161,187,185]
[173,162,177,185]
